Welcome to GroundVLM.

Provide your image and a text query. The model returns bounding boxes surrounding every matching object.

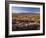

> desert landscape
[12,13,40,31]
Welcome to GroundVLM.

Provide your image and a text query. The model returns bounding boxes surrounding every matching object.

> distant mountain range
[12,13,40,15]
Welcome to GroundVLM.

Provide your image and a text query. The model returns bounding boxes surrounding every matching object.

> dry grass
[12,13,40,23]
[12,13,40,31]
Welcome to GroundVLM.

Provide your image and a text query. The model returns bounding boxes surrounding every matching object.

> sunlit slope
[12,13,40,22]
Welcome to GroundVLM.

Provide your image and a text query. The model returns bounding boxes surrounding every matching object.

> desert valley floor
[12,13,40,31]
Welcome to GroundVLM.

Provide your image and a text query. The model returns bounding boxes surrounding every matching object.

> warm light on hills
[12,13,40,22]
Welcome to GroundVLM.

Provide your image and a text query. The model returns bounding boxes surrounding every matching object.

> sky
[12,7,40,13]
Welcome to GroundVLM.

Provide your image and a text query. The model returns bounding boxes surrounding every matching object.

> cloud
[34,12,40,13]
[12,10,33,13]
